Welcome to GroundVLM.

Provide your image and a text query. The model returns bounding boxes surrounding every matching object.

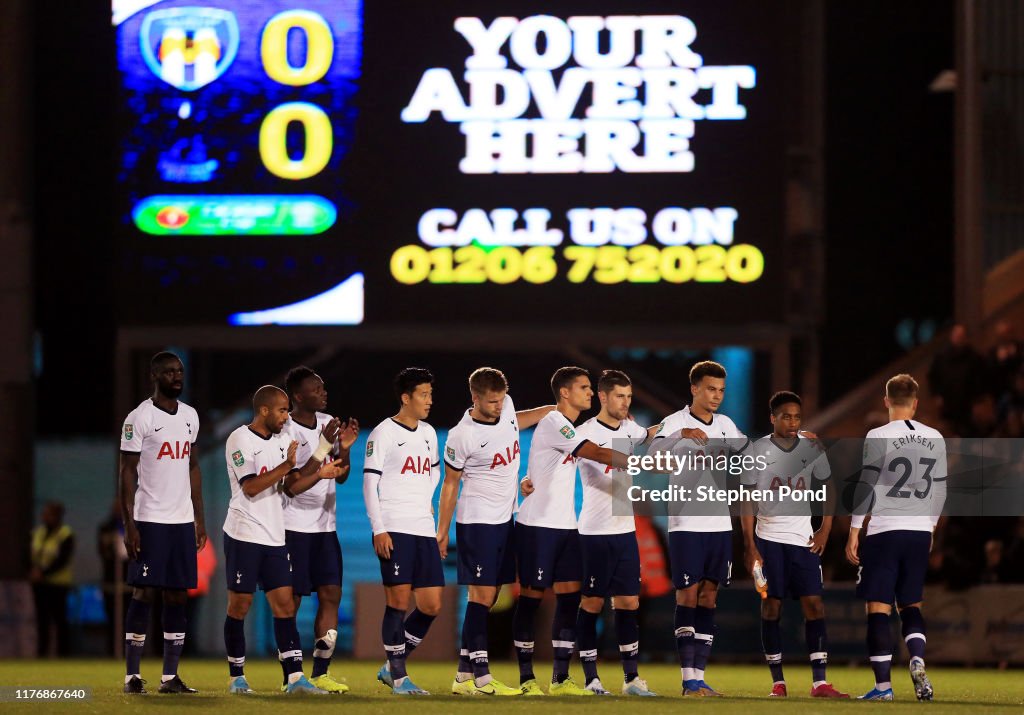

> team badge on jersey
[560,425,576,439]
[231,450,244,467]
[366,441,374,457]
[123,423,134,441]
[446,445,456,461]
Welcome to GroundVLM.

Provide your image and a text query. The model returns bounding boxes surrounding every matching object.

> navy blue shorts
[581,532,641,597]
[457,520,516,586]
[286,530,343,596]
[755,536,822,600]
[669,530,733,589]
[223,533,293,594]
[856,529,931,606]
[516,523,582,589]
[127,521,197,590]
[378,532,445,588]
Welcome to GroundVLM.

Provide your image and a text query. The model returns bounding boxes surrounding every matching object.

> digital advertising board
[115,0,789,326]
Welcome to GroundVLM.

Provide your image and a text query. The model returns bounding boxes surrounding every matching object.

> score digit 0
[259,10,335,180]
[259,102,333,180]
[261,10,334,86]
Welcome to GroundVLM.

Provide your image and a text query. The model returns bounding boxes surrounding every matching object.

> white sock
[287,672,303,685]
[694,668,705,681]
[393,676,407,688]
[682,667,696,681]
[876,681,891,691]
[475,674,493,687]
[812,680,826,688]
[161,675,175,683]
[125,674,139,684]
[455,672,473,683]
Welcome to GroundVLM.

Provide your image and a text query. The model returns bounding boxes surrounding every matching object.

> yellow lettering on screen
[261,10,334,86]
[259,102,333,180]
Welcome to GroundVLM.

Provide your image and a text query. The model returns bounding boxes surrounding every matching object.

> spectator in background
[981,540,1004,584]
[1000,518,1024,584]
[997,367,1024,438]
[988,321,1022,396]
[97,500,128,655]
[928,324,989,435]
[30,501,75,657]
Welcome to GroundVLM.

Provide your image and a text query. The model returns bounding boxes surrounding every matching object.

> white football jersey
[655,406,748,533]
[577,417,648,535]
[743,434,830,547]
[362,418,440,538]
[446,395,521,525]
[223,426,294,546]
[120,399,199,524]
[516,410,590,529]
[853,419,947,535]
[282,413,337,533]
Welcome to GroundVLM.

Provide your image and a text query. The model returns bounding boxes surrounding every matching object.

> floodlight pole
[954,0,984,334]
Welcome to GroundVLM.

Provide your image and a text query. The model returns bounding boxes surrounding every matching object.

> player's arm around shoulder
[516,403,556,430]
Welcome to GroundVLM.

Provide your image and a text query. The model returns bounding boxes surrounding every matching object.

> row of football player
[359,362,943,700]
[117,352,943,700]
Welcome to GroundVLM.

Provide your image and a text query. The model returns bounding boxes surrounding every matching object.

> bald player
[222,386,342,695]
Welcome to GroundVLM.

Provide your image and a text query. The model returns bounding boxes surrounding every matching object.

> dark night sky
[31,0,953,434]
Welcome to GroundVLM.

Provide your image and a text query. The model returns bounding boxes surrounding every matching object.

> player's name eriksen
[627,484,827,504]
[626,451,768,476]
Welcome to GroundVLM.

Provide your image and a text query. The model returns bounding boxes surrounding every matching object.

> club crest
[139,7,240,91]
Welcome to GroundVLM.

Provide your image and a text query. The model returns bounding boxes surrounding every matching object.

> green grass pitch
[1,660,1022,714]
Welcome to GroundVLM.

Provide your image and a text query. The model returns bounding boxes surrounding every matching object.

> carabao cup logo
[139,7,240,91]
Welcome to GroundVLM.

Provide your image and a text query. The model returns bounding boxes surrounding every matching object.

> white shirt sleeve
[363,471,385,535]
[226,430,257,483]
[362,426,387,535]
[811,443,831,482]
[930,438,948,527]
[429,429,441,490]
[741,440,763,487]
[723,417,751,454]
[120,407,145,453]
[852,431,886,529]
[542,414,590,456]
[189,406,200,444]
[649,415,682,450]
[444,424,469,472]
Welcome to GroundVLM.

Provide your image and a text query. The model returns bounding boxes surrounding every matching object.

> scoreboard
[115,0,788,326]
